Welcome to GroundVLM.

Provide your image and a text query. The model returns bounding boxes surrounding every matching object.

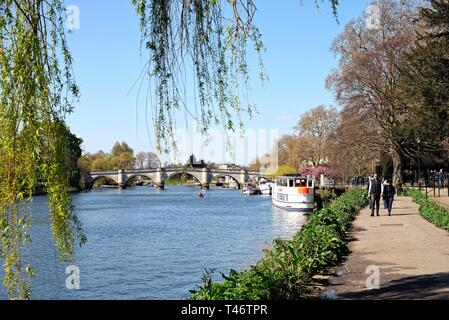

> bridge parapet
[87,166,265,190]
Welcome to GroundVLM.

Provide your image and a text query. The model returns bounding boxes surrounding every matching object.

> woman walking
[383,179,389,209]
[383,180,396,216]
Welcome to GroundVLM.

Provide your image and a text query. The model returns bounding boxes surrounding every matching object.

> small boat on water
[272,175,315,212]
[243,181,258,195]
[258,178,274,196]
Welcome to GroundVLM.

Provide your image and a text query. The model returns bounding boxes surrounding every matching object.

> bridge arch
[213,174,241,189]
[163,171,203,187]
[89,175,119,189]
[124,174,155,187]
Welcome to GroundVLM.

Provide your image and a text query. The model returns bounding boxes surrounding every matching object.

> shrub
[404,189,449,232]
[189,189,368,300]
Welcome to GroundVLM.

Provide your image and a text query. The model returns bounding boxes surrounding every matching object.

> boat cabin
[276,176,314,189]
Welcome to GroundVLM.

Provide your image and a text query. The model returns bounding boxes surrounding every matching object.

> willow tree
[132,0,339,153]
[0,1,85,299]
[1,0,339,299]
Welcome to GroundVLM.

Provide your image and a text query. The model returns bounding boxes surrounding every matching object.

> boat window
[289,179,294,188]
[296,179,307,187]
[308,180,313,188]
[277,178,287,187]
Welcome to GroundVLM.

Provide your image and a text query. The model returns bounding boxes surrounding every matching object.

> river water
[0,186,306,300]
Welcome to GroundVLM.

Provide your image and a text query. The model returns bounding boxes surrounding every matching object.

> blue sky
[65,0,372,158]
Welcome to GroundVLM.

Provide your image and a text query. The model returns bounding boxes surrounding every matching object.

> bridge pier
[240,169,249,187]
[200,168,211,190]
[155,167,165,190]
[117,170,127,189]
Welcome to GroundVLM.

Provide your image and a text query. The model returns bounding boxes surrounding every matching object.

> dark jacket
[384,185,396,199]
[369,179,383,197]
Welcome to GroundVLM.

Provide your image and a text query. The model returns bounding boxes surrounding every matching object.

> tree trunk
[390,148,403,186]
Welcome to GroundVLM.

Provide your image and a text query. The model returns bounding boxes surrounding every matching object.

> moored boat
[272,175,315,212]
[243,181,258,195]
[258,179,274,196]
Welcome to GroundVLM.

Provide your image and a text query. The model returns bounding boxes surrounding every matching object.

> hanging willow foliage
[0,0,85,299]
[131,0,339,153]
[0,0,339,299]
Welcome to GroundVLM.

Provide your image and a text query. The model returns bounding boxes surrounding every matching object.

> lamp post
[417,138,421,191]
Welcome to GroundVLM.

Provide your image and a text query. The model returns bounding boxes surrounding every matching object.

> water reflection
[271,206,307,240]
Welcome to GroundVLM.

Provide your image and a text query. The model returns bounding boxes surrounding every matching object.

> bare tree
[327,0,420,183]
[326,107,384,178]
[135,151,161,169]
[294,105,340,167]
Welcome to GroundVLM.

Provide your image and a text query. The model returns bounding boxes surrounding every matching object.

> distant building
[186,154,206,168]
[218,163,242,171]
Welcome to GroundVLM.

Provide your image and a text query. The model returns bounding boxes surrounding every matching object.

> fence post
[434,175,436,197]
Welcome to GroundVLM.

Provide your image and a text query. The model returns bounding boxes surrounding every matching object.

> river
[0,186,306,300]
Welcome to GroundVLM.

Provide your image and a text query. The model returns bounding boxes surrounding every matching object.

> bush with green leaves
[190,189,368,300]
[404,189,449,232]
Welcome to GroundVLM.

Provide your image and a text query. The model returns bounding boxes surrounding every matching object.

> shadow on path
[341,273,449,300]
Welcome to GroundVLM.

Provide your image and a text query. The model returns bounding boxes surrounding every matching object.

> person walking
[369,174,383,217]
[383,180,396,216]
[383,179,389,209]
[367,175,373,210]
[438,169,445,189]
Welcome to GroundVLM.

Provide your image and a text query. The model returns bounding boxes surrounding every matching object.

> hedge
[404,189,449,232]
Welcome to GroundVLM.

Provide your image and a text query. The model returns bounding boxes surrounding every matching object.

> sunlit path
[325,196,449,300]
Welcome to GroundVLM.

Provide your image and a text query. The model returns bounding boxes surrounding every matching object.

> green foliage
[111,142,134,157]
[131,0,339,153]
[190,189,368,300]
[397,0,449,157]
[267,165,297,177]
[78,141,138,173]
[404,189,449,232]
[0,0,85,299]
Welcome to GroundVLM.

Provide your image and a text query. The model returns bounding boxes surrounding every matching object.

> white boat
[243,182,258,195]
[228,180,239,189]
[272,175,315,212]
[259,180,274,196]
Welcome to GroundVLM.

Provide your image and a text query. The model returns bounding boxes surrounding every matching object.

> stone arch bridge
[85,167,264,190]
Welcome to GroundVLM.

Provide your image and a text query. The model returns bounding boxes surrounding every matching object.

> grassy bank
[404,189,449,232]
[189,189,369,300]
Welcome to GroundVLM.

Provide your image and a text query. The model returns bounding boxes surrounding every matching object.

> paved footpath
[324,196,449,300]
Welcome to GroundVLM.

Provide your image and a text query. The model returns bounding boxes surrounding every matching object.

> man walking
[438,169,445,189]
[369,174,383,217]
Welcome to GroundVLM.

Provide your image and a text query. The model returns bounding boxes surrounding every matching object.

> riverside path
[323,196,449,300]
